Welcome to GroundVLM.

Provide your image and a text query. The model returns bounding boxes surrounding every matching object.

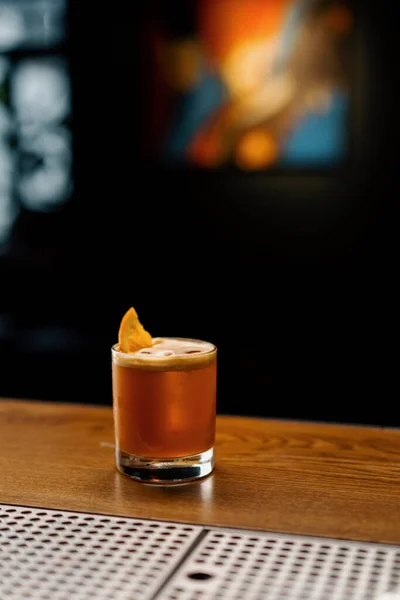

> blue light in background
[279,91,349,166]
[163,68,226,164]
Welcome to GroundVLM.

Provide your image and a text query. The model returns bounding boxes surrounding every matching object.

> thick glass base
[116,447,214,484]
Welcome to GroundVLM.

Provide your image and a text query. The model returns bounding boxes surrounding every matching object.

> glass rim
[111,337,217,358]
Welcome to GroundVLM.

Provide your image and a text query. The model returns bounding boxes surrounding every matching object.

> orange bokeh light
[235,129,279,170]
[197,0,294,66]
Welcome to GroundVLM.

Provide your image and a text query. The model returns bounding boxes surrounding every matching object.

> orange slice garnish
[118,307,153,353]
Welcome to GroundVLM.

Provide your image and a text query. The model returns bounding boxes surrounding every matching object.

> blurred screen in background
[0,0,72,251]
[140,0,354,171]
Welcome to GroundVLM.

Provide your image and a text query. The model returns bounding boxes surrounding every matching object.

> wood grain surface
[0,399,399,544]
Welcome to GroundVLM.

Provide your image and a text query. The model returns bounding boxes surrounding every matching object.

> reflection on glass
[11,58,72,211]
[17,128,72,211]
[0,56,14,247]
[11,58,70,125]
[142,0,354,171]
[0,57,11,135]
[0,0,71,246]
[0,0,66,52]
[0,189,18,246]
[0,4,25,52]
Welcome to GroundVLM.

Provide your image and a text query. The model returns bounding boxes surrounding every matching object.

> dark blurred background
[0,0,398,425]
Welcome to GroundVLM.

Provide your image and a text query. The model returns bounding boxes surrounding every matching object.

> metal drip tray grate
[1,504,400,600]
[164,530,400,600]
[0,504,201,600]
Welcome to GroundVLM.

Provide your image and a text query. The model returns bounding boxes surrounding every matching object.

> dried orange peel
[118,307,153,353]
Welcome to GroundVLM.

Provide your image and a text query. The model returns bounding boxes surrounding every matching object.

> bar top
[0,399,399,544]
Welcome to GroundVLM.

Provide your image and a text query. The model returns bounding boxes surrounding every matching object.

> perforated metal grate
[1,504,400,600]
[0,504,201,600]
[162,530,400,600]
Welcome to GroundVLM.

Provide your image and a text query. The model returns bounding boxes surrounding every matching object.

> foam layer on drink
[112,338,216,371]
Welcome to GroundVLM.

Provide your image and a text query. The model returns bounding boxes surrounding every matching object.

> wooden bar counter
[0,399,399,545]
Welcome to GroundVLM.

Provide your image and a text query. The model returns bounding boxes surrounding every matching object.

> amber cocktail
[112,337,217,483]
